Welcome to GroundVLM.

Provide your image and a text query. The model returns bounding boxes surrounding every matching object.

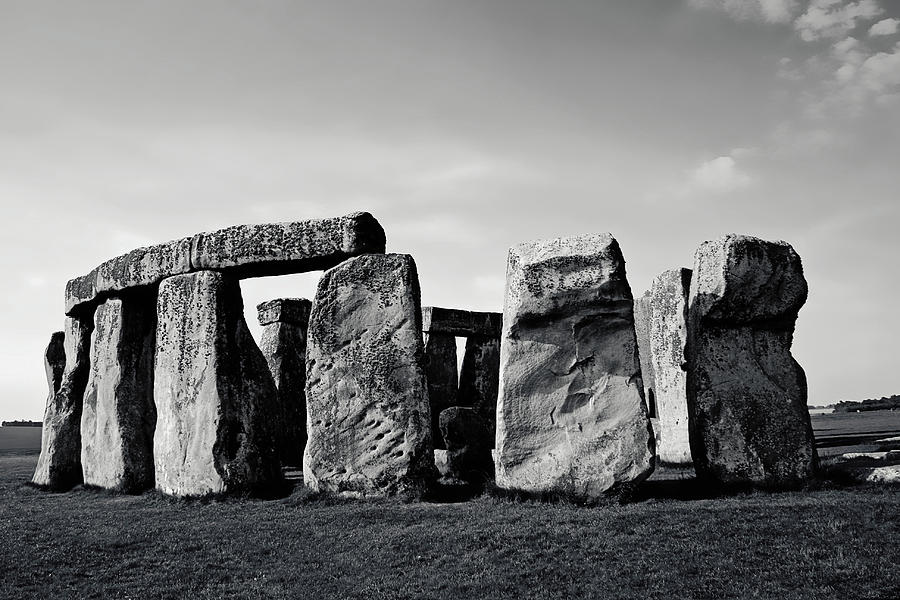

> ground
[1,416,899,600]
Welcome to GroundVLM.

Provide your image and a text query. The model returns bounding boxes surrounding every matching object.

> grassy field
[2,423,900,599]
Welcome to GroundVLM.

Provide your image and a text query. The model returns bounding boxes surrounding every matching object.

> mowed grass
[2,451,900,600]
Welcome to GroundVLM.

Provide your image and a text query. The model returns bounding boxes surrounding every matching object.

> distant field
[0,427,41,454]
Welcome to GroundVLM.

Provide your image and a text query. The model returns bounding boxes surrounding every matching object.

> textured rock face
[422,307,502,337]
[65,212,386,315]
[458,336,501,436]
[632,293,656,417]
[439,407,494,484]
[495,235,655,500]
[648,268,693,466]
[258,298,312,468]
[154,271,282,497]
[423,333,458,450]
[33,315,94,490]
[81,295,157,492]
[304,254,434,498]
[687,235,816,487]
[44,331,65,397]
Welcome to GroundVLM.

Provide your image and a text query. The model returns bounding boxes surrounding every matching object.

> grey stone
[304,254,435,498]
[687,234,816,487]
[495,234,655,500]
[44,331,65,397]
[423,332,458,450]
[632,293,656,418]
[422,306,502,337]
[153,271,282,497]
[648,268,693,466]
[457,335,500,437]
[439,406,494,484]
[258,298,312,468]
[80,295,156,492]
[33,315,93,490]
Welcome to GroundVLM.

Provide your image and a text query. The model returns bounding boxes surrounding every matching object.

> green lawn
[1,451,899,600]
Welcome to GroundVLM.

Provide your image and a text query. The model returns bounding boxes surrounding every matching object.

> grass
[2,451,900,600]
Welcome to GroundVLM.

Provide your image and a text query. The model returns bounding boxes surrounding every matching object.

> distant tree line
[834,395,900,413]
[1,420,42,427]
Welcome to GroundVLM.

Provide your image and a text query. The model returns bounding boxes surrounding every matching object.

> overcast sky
[1,0,898,419]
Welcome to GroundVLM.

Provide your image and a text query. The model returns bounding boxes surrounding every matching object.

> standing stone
[154,271,282,497]
[632,293,656,418]
[257,298,312,468]
[439,406,494,485]
[495,234,655,500]
[81,295,156,492]
[304,254,435,498]
[457,335,501,435]
[33,315,93,490]
[687,235,816,487]
[423,333,458,450]
[649,268,693,466]
[44,331,65,397]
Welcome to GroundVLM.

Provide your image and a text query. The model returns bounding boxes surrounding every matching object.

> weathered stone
[439,407,494,484]
[495,234,655,500]
[457,335,500,436]
[258,298,312,468]
[648,268,693,466]
[65,212,386,316]
[632,293,656,418]
[81,295,156,492]
[304,254,434,498]
[687,234,816,487]
[33,315,93,490]
[423,332,458,451]
[44,331,65,397]
[422,306,502,337]
[191,212,386,277]
[153,271,282,497]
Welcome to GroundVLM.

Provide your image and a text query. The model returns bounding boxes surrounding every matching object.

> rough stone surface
[33,315,94,490]
[457,335,501,436]
[439,407,494,484]
[423,333,458,450]
[648,268,693,465]
[422,306,502,337]
[495,234,655,500]
[81,295,157,492]
[632,293,656,417]
[687,234,816,487]
[44,331,65,397]
[304,254,435,498]
[258,298,312,468]
[154,271,282,497]
[65,212,386,316]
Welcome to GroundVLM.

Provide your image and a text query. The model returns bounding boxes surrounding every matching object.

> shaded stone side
[304,254,435,498]
[457,335,500,437]
[422,306,502,337]
[632,293,656,417]
[154,271,282,497]
[648,268,693,466]
[423,332,458,450]
[258,298,312,468]
[44,331,65,397]
[81,294,157,492]
[33,315,94,490]
[439,406,494,485]
[687,235,816,488]
[495,234,655,501]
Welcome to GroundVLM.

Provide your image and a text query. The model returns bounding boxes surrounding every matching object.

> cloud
[869,17,900,36]
[688,0,800,23]
[689,155,752,192]
[794,0,883,42]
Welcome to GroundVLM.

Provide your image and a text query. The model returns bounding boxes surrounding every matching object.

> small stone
[632,292,656,417]
[457,336,500,437]
[439,407,494,484]
[423,332,458,450]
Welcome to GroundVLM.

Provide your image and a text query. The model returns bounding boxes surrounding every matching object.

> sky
[1,0,898,419]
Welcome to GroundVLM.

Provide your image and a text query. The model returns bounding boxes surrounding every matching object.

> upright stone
[257,298,312,468]
[687,235,816,487]
[633,292,656,418]
[457,335,500,435]
[81,295,156,492]
[33,316,93,490]
[44,331,65,397]
[304,254,435,498]
[495,234,655,500]
[423,332,458,450]
[154,271,282,497]
[648,268,693,466]
[439,406,494,485]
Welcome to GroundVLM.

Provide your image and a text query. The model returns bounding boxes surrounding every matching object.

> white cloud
[869,17,899,36]
[858,42,900,94]
[689,155,752,192]
[688,0,800,23]
[794,0,883,42]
